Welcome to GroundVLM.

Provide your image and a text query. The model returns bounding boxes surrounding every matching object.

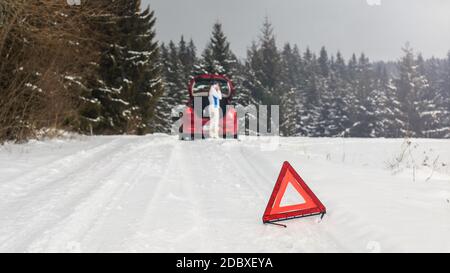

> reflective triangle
[263,161,326,223]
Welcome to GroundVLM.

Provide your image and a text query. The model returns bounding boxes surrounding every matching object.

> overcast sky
[142,0,450,61]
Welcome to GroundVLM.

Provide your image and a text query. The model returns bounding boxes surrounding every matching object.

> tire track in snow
[123,141,209,252]
[26,137,176,252]
[0,137,122,201]
[131,140,294,252]
[0,137,167,252]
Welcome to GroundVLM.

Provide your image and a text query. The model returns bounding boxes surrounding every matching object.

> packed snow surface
[0,135,449,253]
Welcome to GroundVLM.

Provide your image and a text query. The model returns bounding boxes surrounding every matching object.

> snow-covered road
[1,135,449,252]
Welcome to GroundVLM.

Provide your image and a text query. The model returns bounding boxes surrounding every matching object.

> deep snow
[0,135,449,253]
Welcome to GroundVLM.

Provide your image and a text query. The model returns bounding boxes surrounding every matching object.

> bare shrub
[0,0,109,143]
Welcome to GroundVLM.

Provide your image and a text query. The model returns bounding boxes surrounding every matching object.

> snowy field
[0,135,449,253]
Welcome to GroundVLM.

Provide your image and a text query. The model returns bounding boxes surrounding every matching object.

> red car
[179,74,238,140]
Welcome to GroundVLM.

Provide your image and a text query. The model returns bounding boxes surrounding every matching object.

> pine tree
[167,41,189,104]
[373,65,404,137]
[301,48,320,107]
[348,53,379,137]
[152,44,173,133]
[119,3,163,134]
[318,46,330,78]
[154,41,190,133]
[332,52,348,80]
[280,87,299,136]
[319,52,351,137]
[90,1,163,135]
[242,18,282,108]
[439,53,450,137]
[315,47,332,136]
[243,42,266,104]
[298,48,321,136]
[89,1,129,134]
[188,39,197,65]
[178,36,197,82]
[232,61,257,107]
[76,0,113,134]
[441,53,450,104]
[281,44,302,87]
[257,17,282,106]
[395,45,429,137]
[418,54,450,138]
[236,42,265,135]
[347,53,358,82]
[280,43,302,136]
[195,22,237,77]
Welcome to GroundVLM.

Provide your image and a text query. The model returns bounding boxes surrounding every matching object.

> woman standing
[208,82,222,138]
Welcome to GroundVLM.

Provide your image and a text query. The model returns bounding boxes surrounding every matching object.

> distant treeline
[1,1,449,143]
[161,18,450,138]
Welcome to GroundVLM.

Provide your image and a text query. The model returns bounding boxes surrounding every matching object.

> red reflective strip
[270,171,316,214]
[263,162,326,223]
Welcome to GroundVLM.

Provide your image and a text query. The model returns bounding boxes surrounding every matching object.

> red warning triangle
[263,161,326,223]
